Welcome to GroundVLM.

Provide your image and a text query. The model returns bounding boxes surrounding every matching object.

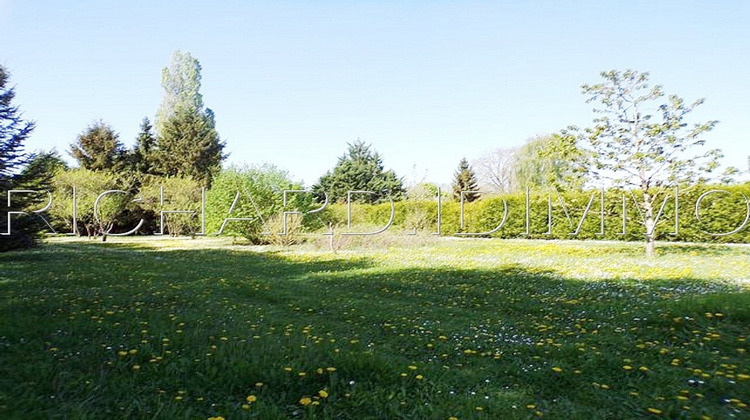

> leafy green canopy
[312,140,405,204]
[512,134,586,192]
[568,69,722,257]
[573,70,721,189]
[205,165,305,243]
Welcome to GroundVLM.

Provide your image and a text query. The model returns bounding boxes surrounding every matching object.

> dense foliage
[312,184,750,244]
[152,108,224,185]
[452,157,480,202]
[205,165,306,243]
[152,51,225,186]
[130,117,158,175]
[69,121,127,172]
[0,65,49,251]
[49,169,135,239]
[312,140,405,204]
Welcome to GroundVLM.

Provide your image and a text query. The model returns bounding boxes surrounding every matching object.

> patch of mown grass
[1,237,748,419]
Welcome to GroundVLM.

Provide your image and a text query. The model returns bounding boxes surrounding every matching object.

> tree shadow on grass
[1,241,749,419]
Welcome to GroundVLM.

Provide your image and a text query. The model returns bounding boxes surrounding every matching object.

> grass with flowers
[1,237,749,419]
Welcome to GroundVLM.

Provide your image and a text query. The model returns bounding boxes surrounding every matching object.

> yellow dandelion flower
[326,367,336,372]
[408,365,418,370]
[246,395,257,403]
[255,382,264,388]
[647,407,662,414]
[117,350,128,357]
[300,397,312,406]
[318,390,329,398]
[242,404,250,410]
[623,365,633,371]
[551,366,562,373]
[416,374,424,380]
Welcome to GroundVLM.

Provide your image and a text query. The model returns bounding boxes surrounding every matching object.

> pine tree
[0,65,48,251]
[70,120,126,171]
[153,108,224,186]
[131,117,157,174]
[452,158,480,202]
[312,140,405,204]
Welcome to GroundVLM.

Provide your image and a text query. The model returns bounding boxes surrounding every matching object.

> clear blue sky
[2,0,748,186]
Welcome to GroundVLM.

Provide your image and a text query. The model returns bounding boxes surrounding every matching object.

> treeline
[26,174,750,243]
[1,51,229,250]
[4,58,750,252]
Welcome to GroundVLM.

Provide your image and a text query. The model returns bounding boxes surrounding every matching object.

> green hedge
[37,173,750,244]
[307,184,750,243]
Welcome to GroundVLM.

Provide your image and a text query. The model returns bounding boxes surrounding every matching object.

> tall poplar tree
[152,51,225,185]
[155,50,204,134]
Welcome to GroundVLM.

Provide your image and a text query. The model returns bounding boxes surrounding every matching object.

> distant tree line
[3,62,748,254]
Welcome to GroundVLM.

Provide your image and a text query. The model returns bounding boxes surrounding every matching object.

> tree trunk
[643,191,655,258]
[645,234,655,258]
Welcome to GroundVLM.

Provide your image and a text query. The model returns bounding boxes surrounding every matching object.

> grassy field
[1,237,749,419]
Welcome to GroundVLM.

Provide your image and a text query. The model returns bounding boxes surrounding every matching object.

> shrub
[50,169,136,239]
[303,184,750,243]
[139,176,203,236]
[205,165,305,243]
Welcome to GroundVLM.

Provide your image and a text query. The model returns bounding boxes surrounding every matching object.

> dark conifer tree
[0,65,51,250]
[70,120,126,171]
[312,139,405,204]
[452,157,480,202]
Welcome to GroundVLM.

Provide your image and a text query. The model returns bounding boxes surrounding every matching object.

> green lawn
[1,237,749,419]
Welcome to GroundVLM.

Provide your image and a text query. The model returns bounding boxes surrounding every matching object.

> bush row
[26,166,750,244]
[310,184,750,243]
